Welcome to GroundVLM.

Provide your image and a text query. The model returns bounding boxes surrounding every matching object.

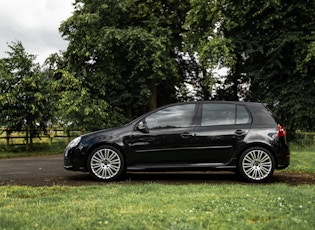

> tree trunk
[6,130,9,147]
[25,129,29,151]
[202,69,211,100]
[126,105,133,120]
[150,84,157,111]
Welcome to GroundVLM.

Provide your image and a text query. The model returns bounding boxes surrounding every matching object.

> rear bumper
[277,164,289,170]
[275,143,290,169]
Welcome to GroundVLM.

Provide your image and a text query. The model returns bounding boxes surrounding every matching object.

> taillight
[277,125,286,137]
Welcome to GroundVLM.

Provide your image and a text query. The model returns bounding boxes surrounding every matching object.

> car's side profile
[64,101,290,182]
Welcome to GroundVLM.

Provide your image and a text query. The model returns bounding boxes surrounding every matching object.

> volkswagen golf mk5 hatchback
[64,101,290,182]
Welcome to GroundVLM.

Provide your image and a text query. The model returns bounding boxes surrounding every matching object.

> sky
[0,0,74,65]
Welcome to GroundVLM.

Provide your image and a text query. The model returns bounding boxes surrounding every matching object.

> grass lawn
[283,146,315,173]
[0,183,314,230]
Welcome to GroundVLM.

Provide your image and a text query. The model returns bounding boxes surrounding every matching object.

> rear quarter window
[246,103,278,126]
[236,105,252,124]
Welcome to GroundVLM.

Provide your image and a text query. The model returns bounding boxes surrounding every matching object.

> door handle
[180,132,193,138]
[235,130,245,135]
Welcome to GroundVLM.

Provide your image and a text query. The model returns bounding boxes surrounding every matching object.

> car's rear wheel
[87,146,125,181]
[238,147,275,183]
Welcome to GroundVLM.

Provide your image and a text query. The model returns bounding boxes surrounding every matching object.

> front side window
[201,104,251,126]
[146,104,195,129]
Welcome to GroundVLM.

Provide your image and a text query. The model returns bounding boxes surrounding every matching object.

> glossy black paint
[64,101,290,174]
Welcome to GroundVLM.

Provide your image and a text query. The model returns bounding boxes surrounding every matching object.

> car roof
[166,100,264,107]
[195,100,263,105]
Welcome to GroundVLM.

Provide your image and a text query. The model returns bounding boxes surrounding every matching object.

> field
[0,183,314,229]
[283,146,315,173]
[0,142,67,159]
[0,146,314,229]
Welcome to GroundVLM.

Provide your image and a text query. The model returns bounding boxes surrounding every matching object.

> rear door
[194,103,252,163]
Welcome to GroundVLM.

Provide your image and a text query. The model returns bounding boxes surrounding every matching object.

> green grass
[0,142,67,158]
[0,184,314,229]
[284,146,315,173]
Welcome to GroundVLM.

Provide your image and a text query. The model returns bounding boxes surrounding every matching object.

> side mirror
[137,121,149,133]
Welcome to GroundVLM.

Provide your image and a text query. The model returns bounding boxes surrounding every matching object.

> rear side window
[201,104,251,126]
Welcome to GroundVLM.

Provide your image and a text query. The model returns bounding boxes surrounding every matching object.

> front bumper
[64,147,88,171]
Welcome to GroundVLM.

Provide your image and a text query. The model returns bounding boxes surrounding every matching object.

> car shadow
[125,171,243,184]
[66,171,315,186]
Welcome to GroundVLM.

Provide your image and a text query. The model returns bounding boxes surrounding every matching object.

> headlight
[67,136,81,149]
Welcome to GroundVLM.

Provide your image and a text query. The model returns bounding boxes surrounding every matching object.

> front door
[128,104,197,164]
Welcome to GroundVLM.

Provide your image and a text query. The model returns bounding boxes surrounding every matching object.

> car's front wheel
[238,147,275,183]
[87,145,125,181]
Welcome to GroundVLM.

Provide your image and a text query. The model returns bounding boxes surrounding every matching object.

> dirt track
[0,154,314,186]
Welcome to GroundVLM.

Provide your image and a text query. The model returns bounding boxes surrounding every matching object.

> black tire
[87,145,125,181]
[238,147,275,183]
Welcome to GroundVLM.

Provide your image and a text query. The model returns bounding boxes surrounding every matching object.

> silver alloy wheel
[241,149,273,181]
[90,148,122,180]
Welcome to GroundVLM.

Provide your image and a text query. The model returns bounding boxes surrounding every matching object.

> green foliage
[183,0,238,100]
[184,0,236,69]
[291,132,315,148]
[233,0,315,136]
[184,0,315,136]
[2,1,315,135]
[0,42,53,148]
[0,184,314,229]
[59,0,190,124]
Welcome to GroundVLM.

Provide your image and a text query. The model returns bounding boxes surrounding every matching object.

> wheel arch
[236,142,278,165]
[84,141,127,170]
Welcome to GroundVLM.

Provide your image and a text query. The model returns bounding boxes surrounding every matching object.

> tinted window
[201,104,251,126]
[202,104,236,126]
[146,104,195,129]
[236,105,251,124]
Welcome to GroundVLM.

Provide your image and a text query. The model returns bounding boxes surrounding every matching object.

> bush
[292,132,315,147]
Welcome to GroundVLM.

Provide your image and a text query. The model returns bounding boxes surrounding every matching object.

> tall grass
[0,142,67,158]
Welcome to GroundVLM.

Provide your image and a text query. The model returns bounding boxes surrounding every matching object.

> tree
[184,0,315,136]
[42,53,113,132]
[59,0,190,126]
[183,0,236,100]
[237,0,315,135]
[0,41,53,149]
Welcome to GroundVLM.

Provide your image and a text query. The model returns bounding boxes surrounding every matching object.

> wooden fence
[0,128,82,146]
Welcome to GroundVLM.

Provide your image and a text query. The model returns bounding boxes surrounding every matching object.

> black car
[64,101,290,182]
